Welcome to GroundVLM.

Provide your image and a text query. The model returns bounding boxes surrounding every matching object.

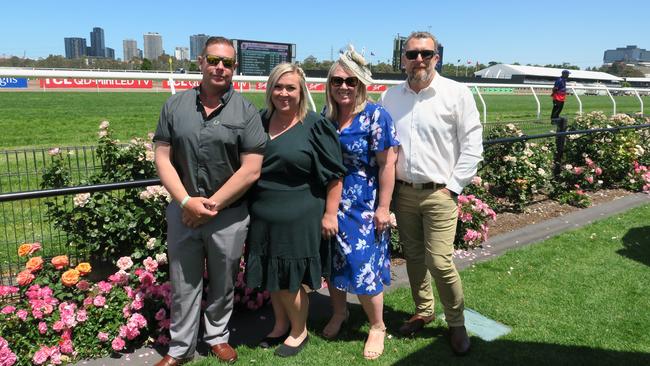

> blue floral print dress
[330,102,400,295]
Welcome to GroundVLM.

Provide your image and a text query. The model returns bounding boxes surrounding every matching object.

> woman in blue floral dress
[322,46,399,361]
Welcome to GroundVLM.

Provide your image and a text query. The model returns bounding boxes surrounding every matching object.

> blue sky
[2,0,649,69]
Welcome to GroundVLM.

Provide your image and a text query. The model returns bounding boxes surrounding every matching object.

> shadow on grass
[618,225,650,267]
[392,337,650,366]
[126,290,650,365]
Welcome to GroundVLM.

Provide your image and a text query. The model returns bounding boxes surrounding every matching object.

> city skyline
[2,0,650,69]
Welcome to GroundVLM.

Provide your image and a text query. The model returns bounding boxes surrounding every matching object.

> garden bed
[489,188,633,237]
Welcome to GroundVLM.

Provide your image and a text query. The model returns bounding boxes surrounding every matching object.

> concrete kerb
[74,192,650,366]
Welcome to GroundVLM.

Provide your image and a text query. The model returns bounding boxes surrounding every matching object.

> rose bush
[0,245,171,366]
[480,123,553,211]
[564,112,648,187]
[454,176,497,250]
[42,122,166,261]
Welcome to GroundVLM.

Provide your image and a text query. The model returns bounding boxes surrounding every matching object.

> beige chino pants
[394,184,465,327]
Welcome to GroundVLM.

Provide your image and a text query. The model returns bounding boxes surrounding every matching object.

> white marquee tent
[474,64,622,83]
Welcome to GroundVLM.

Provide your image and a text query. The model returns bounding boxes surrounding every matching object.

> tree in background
[140,58,153,71]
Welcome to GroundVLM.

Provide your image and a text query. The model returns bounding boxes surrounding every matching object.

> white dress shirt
[379,74,483,194]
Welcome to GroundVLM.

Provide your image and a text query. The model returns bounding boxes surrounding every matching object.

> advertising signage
[233,39,295,76]
[0,78,28,88]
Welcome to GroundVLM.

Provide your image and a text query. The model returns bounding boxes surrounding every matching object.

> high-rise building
[603,45,650,64]
[105,47,115,60]
[190,34,210,61]
[143,32,164,60]
[138,49,143,59]
[175,47,190,61]
[89,27,106,57]
[123,39,138,61]
[64,37,87,59]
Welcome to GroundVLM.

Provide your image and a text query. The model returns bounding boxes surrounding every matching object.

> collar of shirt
[401,74,440,96]
[195,84,234,120]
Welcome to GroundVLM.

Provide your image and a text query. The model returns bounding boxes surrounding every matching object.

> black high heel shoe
[258,329,291,349]
[274,334,309,357]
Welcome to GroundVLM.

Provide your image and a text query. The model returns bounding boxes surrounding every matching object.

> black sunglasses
[330,76,359,87]
[205,55,235,68]
[404,50,436,60]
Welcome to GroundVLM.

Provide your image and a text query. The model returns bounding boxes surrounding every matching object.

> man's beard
[407,66,434,84]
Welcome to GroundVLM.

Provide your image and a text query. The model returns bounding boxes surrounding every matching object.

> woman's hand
[321,213,339,239]
[374,206,391,233]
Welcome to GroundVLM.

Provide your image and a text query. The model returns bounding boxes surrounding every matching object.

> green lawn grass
[0,92,647,149]
[187,204,650,365]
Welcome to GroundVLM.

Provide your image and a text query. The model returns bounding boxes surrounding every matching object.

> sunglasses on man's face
[330,76,359,87]
[404,50,436,60]
[205,55,235,68]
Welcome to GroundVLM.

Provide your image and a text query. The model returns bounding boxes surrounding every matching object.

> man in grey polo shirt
[153,36,266,365]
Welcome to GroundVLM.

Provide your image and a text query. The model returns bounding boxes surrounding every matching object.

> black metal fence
[1,122,649,286]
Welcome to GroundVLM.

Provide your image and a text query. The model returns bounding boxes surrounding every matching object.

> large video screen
[233,39,296,76]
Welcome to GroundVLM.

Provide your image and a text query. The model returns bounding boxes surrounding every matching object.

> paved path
[75,193,650,366]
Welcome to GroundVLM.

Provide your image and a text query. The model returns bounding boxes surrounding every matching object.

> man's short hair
[404,31,438,51]
[200,36,236,58]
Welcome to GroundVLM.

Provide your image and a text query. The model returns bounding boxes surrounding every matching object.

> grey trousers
[166,201,249,358]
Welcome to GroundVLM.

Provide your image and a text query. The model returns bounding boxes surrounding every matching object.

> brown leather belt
[397,180,443,190]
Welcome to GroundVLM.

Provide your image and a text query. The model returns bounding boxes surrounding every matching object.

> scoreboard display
[232,39,296,76]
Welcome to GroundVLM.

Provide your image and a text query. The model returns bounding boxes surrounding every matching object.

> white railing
[1,67,648,123]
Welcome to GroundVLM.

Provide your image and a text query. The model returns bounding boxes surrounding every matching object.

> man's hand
[374,206,391,233]
[321,213,338,239]
[181,197,218,228]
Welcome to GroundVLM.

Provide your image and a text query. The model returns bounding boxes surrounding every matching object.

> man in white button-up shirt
[379,31,483,356]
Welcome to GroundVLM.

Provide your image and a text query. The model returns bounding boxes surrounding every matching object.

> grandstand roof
[474,64,623,82]
[624,77,650,82]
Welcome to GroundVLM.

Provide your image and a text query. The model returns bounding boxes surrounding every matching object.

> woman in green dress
[245,63,346,357]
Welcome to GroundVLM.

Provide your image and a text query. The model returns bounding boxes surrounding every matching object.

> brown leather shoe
[398,314,435,336]
[449,325,471,356]
[154,355,194,366]
[211,343,237,363]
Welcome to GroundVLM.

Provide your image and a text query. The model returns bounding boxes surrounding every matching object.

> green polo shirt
[154,85,267,198]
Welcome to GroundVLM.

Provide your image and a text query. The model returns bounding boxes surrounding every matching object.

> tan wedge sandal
[363,324,386,360]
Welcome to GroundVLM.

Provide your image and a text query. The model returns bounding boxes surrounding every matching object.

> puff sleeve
[369,104,400,152]
[307,112,347,187]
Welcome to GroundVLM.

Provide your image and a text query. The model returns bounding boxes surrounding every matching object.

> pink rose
[16,309,28,321]
[116,257,133,271]
[38,321,48,334]
[76,280,91,291]
[595,167,603,176]
[1,306,15,315]
[143,257,158,273]
[97,281,113,294]
[76,309,88,322]
[32,348,49,365]
[0,286,19,297]
[154,308,167,321]
[93,295,106,307]
[59,339,74,354]
[53,320,66,332]
[83,297,93,307]
[97,332,109,342]
[139,271,155,287]
[111,337,126,351]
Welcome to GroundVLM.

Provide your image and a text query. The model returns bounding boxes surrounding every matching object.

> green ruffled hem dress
[246,110,346,292]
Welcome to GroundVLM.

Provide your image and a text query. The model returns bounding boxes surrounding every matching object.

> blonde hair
[264,63,309,121]
[325,61,368,122]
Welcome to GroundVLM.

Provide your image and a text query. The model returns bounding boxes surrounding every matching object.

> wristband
[180,195,191,208]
